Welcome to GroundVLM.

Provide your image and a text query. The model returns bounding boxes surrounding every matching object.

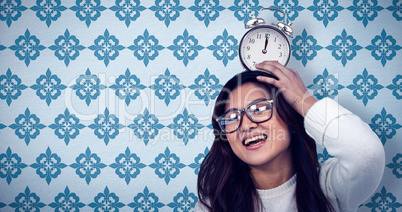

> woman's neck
[250,150,295,190]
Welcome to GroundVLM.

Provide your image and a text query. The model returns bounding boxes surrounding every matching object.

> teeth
[244,135,266,146]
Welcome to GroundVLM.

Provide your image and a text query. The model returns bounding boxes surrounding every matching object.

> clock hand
[262,35,268,54]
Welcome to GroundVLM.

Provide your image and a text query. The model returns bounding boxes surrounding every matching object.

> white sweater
[195,98,385,212]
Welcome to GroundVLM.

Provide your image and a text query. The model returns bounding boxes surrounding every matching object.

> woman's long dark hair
[197,71,333,212]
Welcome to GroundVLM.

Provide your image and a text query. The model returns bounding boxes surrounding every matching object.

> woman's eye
[250,105,269,114]
[231,115,240,121]
[224,113,239,124]
[256,106,267,111]
[226,118,238,124]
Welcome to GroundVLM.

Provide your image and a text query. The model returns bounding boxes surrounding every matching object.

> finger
[288,68,297,74]
[257,61,288,72]
[255,62,287,81]
[268,61,296,79]
[286,68,303,83]
[256,61,295,80]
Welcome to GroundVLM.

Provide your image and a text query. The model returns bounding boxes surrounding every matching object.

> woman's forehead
[226,82,272,109]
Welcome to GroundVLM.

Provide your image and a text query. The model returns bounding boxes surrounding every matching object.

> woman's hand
[255,61,317,117]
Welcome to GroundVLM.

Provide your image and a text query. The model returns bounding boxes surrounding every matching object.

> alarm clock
[239,8,293,71]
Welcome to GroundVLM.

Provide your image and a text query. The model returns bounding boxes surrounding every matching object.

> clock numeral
[279,52,282,57]
[274,37,277,42]
[252,61,256,67]
[278,44,282,49]
[246,46,250,51]
[247,55,251,60]
[256,34,262,39]
[249,38,255,44]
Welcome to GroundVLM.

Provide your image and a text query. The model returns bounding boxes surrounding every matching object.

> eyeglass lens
[219,100,273,133]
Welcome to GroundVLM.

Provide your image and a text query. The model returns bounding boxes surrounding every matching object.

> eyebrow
[224,98,269,114]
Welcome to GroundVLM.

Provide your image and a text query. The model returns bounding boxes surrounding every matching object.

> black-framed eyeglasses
[216,99,274,134]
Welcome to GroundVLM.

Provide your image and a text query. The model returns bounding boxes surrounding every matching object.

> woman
[196,61,385,212]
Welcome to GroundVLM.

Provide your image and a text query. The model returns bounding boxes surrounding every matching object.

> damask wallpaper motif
[0,0,401,211]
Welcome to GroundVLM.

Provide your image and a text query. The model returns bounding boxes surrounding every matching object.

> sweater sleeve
[304,97,385,212]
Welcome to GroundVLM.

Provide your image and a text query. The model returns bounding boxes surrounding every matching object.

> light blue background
[0,0,401,211]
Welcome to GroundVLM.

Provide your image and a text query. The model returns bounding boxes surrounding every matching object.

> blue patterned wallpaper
[0,0,401,211]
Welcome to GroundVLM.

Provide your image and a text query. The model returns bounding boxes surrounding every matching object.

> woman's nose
[239,113,258,131]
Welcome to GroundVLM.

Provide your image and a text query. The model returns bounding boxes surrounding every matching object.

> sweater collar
[257,174,297,199]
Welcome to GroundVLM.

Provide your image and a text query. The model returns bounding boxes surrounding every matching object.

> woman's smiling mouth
[243,134,268,147]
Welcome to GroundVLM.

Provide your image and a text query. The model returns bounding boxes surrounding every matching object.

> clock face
[239,26,291,70]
